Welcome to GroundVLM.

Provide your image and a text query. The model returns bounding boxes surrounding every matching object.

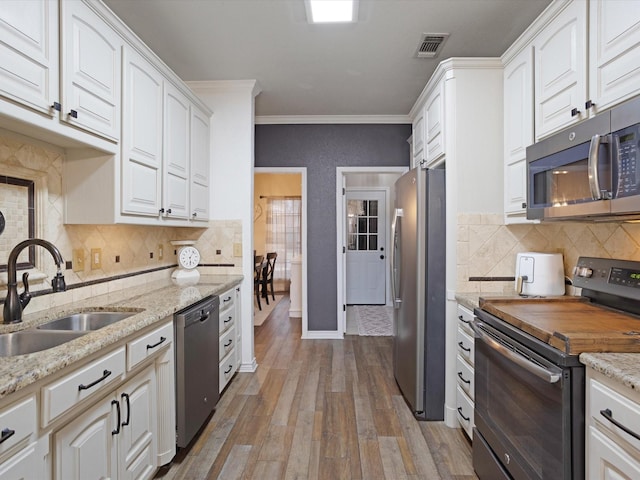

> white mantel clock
[171,240,201,283]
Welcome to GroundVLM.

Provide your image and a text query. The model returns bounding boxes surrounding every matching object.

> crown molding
[187,80,262,97]
[255,115,410,125]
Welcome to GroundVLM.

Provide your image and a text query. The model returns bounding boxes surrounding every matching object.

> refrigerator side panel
[423,168,446,420]
[393,169,420,412]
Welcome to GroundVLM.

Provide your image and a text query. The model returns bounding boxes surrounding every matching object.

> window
[266,198,302,291]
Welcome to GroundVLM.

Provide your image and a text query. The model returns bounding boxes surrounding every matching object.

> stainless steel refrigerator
[391,167,445,420]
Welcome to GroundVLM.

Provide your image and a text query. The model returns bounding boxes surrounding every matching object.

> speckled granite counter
[580,352,640,392]
[455,293,481,311]
[0,274,242,399]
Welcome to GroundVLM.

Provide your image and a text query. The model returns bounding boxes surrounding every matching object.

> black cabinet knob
[69,109,78,118]
[159,208,165,214]
[166,208,172,214]
[571,107,580,117]
[585,99,595,109]
[522,202,527,209]
[51,102,61,112]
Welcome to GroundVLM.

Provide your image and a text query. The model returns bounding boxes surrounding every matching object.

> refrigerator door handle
[391,207,403,309]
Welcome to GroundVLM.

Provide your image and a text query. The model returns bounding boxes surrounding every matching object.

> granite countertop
[455,293,482,311]
[580,352,640,392]
[0,274,242,400]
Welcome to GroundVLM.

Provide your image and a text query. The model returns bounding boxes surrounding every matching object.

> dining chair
[254,255,264,310]
[264,252,277,301]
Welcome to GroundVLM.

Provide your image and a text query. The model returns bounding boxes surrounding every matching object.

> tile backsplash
[0,132,241,314]
[457,213,640,294]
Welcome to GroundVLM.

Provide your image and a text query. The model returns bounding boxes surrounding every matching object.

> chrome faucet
[3,239,66,324]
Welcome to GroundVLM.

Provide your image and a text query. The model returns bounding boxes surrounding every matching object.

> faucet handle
[19,272,31,309]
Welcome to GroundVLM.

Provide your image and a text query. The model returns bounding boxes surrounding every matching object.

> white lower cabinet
[586,367,640,479]
[0,435,49,479]
[55,364,157,480]
[218,286,242,393]
[456,304,475,439]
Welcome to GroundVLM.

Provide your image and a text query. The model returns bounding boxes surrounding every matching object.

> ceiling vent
[415,33,449,58]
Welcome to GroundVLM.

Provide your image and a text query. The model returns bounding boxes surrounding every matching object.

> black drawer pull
[600,408,640,441]
[458,341,471,353]
[79,369,112,391]
[112,399,121,435]
[223,296,232,303]
[458,315,471,324]
[224,316,233,324]
[457,371,471,384]
[146,336,166,350]
[224,365,233,375]
[457,407,470,422]
[121,393,131,427]
[224,339,233,348]
[0,428,15,444]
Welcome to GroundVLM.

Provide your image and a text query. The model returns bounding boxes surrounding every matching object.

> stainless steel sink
[37,312,136,331]
[0,330,86,357]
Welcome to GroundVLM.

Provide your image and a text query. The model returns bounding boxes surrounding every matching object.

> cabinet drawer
[219,306,235,335]
[456,304,474,336]
[219,351,237,392]
[456,354,474,400]
[42,347,125,426]
[0,394,36,458]
[219,326,235,362]
[456,327,474,365]
[589,377,640,452]
[456,385,474,440]
[127,321,173,371]
[219,289,235,310]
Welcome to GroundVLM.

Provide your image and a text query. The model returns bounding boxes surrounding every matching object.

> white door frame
[336,166,408,334]
[254,167,308,338]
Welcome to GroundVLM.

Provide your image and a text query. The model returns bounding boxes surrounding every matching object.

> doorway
[336,167,408,335]
[254,168,308,335]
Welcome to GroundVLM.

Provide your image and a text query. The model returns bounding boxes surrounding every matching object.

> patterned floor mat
[354,305,393,336]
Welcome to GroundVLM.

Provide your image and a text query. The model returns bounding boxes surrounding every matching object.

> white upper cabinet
[190,106,211,222]
[588,0,640,114]
[534,0,587,139]
[121,46,164,217]
[504,47,535,221]
[424,81,445,166]
[412,110,425,168]
[0,0,59,116]
[61,0,122,141]
[163,82,190,220]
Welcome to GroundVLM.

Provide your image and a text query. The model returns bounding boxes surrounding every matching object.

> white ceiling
[103,0,552,118]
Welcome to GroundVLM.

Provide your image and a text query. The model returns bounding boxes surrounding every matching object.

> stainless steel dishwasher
[174,295,219,448]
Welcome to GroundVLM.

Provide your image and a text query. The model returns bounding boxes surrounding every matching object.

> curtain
[265,198,302,292]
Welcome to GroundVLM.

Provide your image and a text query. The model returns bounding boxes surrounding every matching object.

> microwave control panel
[614,124,640,197]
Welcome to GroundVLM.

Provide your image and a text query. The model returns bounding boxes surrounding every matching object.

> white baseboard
[239,358,258,373]
[289,309,302,317]
[444,404,459,428]
[302,330,344,340]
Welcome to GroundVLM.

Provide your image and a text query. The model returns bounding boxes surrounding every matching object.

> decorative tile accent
[457,214,640,293]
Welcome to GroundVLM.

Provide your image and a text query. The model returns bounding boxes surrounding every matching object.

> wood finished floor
[155,297,477,479]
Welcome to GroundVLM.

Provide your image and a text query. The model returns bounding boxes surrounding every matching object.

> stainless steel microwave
[527,95,640,221]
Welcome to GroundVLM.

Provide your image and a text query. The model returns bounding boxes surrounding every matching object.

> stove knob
[578,267,593,278]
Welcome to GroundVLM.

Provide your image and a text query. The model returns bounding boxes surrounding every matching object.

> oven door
[472,320,572,480]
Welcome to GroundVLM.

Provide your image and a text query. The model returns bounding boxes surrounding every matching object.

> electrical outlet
[73,249,85,272]
[233,243,242,257]
[158,244,164,260]
[90,248,102,270]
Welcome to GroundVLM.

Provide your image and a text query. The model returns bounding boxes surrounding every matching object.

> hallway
[156,297,476,479]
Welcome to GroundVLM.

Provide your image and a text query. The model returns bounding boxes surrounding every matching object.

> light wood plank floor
[155,297,477,479]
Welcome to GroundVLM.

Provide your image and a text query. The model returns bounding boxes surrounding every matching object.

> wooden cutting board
[479,297,640,354]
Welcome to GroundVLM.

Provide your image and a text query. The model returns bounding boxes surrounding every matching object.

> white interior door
[345,190,386,305]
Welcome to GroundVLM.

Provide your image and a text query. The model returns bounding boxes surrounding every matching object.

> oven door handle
[471,321,562,384]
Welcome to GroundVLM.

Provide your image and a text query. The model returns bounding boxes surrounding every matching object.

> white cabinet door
[121,47,164,217]
[412,110,425,167]
[505,160,528,216]
[55,366,157,480]
[588,426,640,480]
[0,0,58,116]
[55,395,118,480]
[163,82,190,219]
[425,82,445,165]
[119,366,156,480]
[589,0,640,114]
[534,1,587,140]
[190,106,210,222]
[61,0,122,141]
[0,436,50,480]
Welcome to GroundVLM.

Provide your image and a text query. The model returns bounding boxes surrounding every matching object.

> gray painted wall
[255,124,411,331]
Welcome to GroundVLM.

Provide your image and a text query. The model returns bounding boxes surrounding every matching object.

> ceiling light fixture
[305,0,358,24]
